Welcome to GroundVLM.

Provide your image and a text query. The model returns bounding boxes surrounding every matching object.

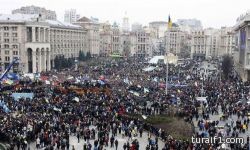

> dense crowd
[0,57,249,150]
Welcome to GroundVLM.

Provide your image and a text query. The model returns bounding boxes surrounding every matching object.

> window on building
[13,51,18,55]
[12,45,18,49]
[13,38,18,42]
[4,27,9,31]
[4,44,9,48]
[5,56,10,61]
[4,33,9,37]
[12,27,17,31]
[5,50,9,55]
[12,33,18,37]
[4,39,9,43]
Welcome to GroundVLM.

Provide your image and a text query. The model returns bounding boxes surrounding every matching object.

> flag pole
[166,54,168,95]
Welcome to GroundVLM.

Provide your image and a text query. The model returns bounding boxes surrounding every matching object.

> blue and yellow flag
[168,15,172,29]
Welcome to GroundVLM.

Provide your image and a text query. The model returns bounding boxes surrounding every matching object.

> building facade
[234,12,250,81]
[149,21,168,39]
[99,22,112,56]
[0,14,87,73]
[111,23,122,54]
[75,17,100,56]
[218,27,235,57]
[64,9,80,23]
[122,14,130,33]
[120,33,131,57]
[191,28,220,60]
[12,5,57,20]
[47,20,87,68]
[164,26,188,56]
[130,30,151,57]
[191,27,234,60]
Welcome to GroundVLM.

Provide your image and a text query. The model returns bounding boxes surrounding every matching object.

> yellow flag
[168,15,172,29]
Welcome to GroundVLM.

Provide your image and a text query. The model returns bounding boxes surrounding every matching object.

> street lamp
[165,56,168,95]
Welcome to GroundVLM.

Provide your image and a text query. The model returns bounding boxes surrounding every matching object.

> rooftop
[46,20,82,29]
[0,13,82,29]
[234,13,250,31]
[0,13,39,22]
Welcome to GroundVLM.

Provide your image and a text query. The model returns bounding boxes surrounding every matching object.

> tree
[82,52,86,61]
[79,51,86,61]
[86,52,91,60]
[221,55,233,80]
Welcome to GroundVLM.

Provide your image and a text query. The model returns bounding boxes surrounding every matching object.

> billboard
[239,28,246,65]
[240,28,246,50]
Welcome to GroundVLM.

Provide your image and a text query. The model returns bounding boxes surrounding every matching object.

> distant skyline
[1,0,250,28]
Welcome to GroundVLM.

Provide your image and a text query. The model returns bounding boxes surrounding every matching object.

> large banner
[239,28,246,65]
[12,93,34,101]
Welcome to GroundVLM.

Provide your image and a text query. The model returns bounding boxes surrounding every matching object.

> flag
[45,80,50,85]
[2,78,14,85]
[142,115,147,120]
[99,75,105,81]
[168,15,172,29]
[124,77,129,84]
[98,80,105,85]
[144,88,149,93]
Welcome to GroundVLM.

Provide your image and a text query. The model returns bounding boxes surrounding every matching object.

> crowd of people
[0,57,250,150]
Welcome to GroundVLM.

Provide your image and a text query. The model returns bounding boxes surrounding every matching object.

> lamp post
[165,56,168,95]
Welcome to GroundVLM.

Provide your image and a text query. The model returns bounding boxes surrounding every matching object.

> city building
[111,22,122,54]
[0,13,87,73]
[75,17,100,56]
[64,9,80,23]
[131,23,143,31]
[99,22,112,56]
[164,25,188,57]
[122,13,130,33]
[149,21,168,39]
[130,29,152,57]
[218,27,235,57]
[12,5,57,20]
[233,12,250,81]
[191,28,220,60]
[47,20,87,68]
[120,32,131,57]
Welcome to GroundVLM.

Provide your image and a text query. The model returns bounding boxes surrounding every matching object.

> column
[32,50,36,73]
[47,51,51,71]
[44,51,47,71]
[43,28,46,42]
[41,50,46,71]
[38,50,42,72]
[47,29,50,42]
[38,27,40,42]
[32,27,36,42]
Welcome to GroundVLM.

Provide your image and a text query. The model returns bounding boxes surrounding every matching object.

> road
[25,130,165,150]
[192,61,248,148]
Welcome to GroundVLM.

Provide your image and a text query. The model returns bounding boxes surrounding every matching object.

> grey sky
[1,0,250,28]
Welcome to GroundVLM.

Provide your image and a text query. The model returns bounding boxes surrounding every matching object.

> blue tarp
[12,93,34,101]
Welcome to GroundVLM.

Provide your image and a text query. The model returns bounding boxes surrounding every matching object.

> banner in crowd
[12,93,34,101]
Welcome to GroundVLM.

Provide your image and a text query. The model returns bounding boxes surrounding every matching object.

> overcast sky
[1,0,250,28]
